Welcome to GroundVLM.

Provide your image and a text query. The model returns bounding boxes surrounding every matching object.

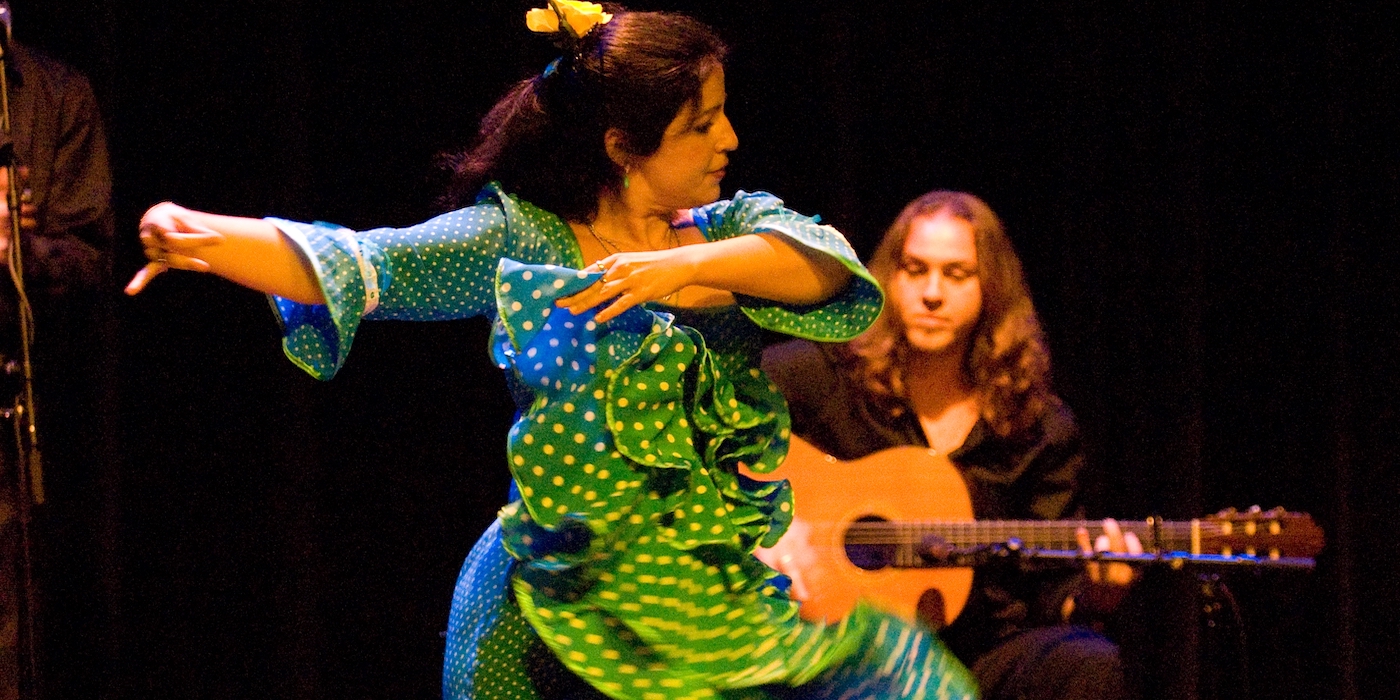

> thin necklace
[585,222,624,256]
[585,222,678,255]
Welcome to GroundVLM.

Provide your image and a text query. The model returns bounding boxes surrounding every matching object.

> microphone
[0,3,11,61]
[0,2,11,46]
[917,534,1026,567]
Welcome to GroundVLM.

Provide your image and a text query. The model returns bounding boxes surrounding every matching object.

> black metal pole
[0,3,44,697]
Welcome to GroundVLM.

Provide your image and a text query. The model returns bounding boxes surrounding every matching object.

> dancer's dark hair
[443,8,727,222]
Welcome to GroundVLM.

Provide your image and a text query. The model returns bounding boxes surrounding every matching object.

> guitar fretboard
[841,518,1304,558]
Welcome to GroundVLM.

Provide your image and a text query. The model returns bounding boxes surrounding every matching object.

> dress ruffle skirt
[444,260,978,700]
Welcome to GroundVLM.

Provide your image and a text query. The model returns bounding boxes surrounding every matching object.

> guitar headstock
[1201,506,1324,560]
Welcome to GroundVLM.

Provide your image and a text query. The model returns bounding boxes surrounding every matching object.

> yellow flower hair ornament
[526,0,612,40]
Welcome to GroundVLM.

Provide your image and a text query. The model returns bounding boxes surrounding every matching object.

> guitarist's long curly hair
[840,191,1056,440]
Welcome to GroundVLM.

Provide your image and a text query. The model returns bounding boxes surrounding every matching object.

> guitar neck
[849,519,1227,554]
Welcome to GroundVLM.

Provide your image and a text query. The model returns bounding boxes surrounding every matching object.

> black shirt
[2,42,113,340]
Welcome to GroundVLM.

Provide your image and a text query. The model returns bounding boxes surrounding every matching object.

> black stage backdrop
[9,1,1398,698]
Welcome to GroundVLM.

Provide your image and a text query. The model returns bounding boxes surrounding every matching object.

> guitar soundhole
[844,515,896,571]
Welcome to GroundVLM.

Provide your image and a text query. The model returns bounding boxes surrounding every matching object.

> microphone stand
[915,537,1284,700]
[0,4,45,698]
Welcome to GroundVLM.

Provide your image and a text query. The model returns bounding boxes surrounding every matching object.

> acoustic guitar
[744,436,1325,626]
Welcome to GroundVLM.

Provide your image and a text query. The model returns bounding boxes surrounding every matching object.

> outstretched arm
[125,202,326,304]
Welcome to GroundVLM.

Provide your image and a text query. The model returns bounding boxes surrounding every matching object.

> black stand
[0,3,45,698]
[1197,573,1249,700]
[919,541,1271,700]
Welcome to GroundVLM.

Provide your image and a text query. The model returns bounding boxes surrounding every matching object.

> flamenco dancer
[125,4,978,699]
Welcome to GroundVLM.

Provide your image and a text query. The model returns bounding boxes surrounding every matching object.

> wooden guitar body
[754,436,976,625]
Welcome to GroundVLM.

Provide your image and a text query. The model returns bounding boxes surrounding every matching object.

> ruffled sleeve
[688,191,883,341]
[265,184,578,380]
[265,218,393,380]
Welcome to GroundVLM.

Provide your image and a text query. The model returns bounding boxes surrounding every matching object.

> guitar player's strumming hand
[754,518,813,603]
[1066,518,1143,619]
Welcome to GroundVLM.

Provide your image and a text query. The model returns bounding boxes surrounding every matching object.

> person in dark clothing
[0,41,113,300]
[762,190,1138,700]
[0,36,115,700]
[0,39,114,418]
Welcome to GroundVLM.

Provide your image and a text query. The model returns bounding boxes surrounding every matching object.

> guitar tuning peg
[1248,505,1263,514]
[1267,506,1286,517]
[1216,507,1238,517]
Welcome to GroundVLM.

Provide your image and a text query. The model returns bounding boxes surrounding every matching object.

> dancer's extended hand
[125,202,226,295]
[753,518,814,602]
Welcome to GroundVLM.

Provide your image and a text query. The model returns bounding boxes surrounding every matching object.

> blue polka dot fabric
[264,185,976,700]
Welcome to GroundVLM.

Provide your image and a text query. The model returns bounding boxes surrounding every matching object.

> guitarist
[763,190,1140,700]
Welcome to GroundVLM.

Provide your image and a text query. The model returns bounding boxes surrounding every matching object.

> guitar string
[838,521,1226,548]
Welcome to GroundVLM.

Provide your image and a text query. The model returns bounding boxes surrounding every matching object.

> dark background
[9,0,1398,698]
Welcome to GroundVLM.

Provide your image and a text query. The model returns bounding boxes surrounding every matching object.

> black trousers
[970,625,1128,700]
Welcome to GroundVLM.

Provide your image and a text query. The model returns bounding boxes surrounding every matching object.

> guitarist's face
[890,212,983,356]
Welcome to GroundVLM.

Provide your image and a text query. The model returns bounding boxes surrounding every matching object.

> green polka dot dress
[266,184,977,700]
